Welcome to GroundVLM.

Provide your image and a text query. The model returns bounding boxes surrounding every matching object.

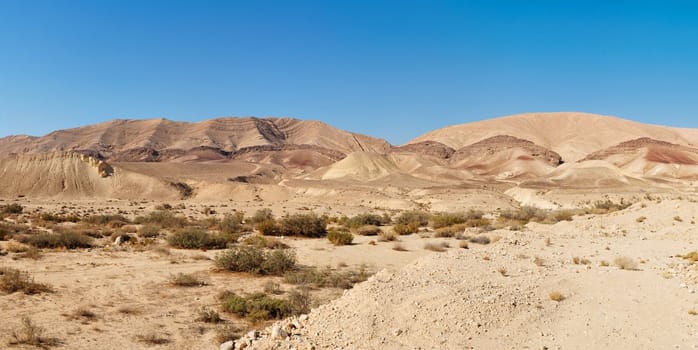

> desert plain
[1,112,698,349]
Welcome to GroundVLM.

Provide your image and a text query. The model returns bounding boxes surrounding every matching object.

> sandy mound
[581,138,698,179]
[410,112,698,162]
[449,135,562,179]
[0,152,179,199]
[307,152,404,181]
[532,160,646,188]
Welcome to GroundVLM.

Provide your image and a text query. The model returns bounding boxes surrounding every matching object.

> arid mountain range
[1,112,697,201]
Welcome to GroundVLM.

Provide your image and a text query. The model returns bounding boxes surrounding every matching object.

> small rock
[271,325,287,339]
[299,314,309,321]
[220,341,234,350]
[247,330,258,339]
[392,329,403,336]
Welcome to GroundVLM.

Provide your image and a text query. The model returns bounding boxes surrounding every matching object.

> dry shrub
[344,214,385,229]
[0,267,52,294]
[572,256,591,265]
[138,224,162,238]
[378,230,398,242]
[10,317,59,347]
[327,229,353,246]
[220,212,245,234]
[614,256,638,270]
[355,225,382,236]
[393,222,420,235]
[243,235,288,249]
[636,216,647,223]
[678,251,698,264]
[263,280,282,294]
[219,292,296,323]
[469,235,491,245]
[215,324,242,343]
[196,307,222,323]
[169,273,206,287]
[459,241,469,249]
[135,210,188,229]
[549,291,565,302]
[2,203,24,214]
[392,242,408,251]
[424,242,449,252]
[283,265,370,289]
[533,256,545,267]
[136,332,170,345]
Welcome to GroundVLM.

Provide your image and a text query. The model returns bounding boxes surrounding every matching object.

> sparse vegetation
[242,235,288,249]
[392,242,408,251]
[469,235,491,245]
[636,216,647,223]
[355,225,382,236]
[135,210,188,229]
[378,230,398,242]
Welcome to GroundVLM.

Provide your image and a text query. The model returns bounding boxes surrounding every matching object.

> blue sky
[1,0,697,144]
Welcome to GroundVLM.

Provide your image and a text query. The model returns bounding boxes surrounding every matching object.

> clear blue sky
[1,0,697,145]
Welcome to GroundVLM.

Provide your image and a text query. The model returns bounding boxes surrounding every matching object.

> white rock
[271,325,287,339]
[220,341,234,350]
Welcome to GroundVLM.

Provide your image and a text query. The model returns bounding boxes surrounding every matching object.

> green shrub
[344,214,384,229]
[327,229,353,246]
[214,246,296,275]
[278,214,327,237]
[27,231,93,249]
[167,228,229,249]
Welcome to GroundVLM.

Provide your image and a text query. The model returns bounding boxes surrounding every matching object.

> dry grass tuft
[424,242,449,252]
[168,272,206,287]
[459,241,469,249]
[136,332,170,345]
[0,267,52,294]
[614,256,638,270]
[10,317,60,347]
[533,256,545,267]
[392,242,408,251]
[196,307,223,323]
[549,291,565,302]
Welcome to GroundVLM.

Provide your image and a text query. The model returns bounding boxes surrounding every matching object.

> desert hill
[410,112,698,162]
[0,117,390,166]
[2,113,698,199]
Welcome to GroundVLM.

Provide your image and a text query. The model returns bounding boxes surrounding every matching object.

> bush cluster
[26,231,93,249]
[214,246,296,275]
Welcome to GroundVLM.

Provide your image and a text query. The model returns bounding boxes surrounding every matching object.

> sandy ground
[1,197,697,349]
